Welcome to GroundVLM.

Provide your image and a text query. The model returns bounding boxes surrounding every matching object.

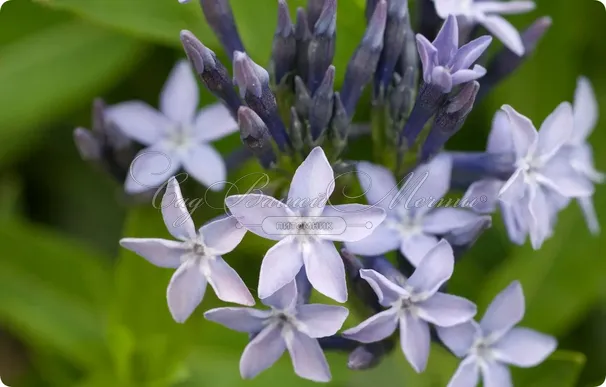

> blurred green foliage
[0,0,605,386]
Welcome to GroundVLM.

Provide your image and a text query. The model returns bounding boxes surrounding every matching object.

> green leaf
[0,18,148,166]
[0,221,112,370]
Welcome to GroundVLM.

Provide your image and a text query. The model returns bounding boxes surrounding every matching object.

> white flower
[107,60,238,194]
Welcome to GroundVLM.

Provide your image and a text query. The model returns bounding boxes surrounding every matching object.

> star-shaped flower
[345,154,483,266]
[342,240,477,372]
[226,147,387,303]
[498,103,594,248]
[416,14,492,93]
[205,280,349,382]
[433,0,536,56]
[120,177,253,323]
[107,60,239,194]
[437,281,557,387]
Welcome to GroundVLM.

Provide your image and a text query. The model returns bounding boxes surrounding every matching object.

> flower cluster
[73,0,601,385]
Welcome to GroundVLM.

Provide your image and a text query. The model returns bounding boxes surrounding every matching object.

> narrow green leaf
[0,19,148,165]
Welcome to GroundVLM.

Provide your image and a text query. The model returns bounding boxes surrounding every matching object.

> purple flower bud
[341,249,382,312]
[272,0,297,84]
[388,67,417,124]
[348,341,394,370]
[307,0,337,94]
[420,81,480,162]
[398,82,447,149]
[295,7,312,82]
[294,75,312,119]
[180,30,242,115]
[479,17,552,101]
[449,151,517,189]
[341,0,388,116]
[306,0,325,28]
[331,92,350,141]
[199,0,245,60]
[238,106,277,169]
[233,51,291,150]
[365,0,379,22]
[309,65,336,140]
[375,0,410,95]
[289,107,305,152]
[318,335,360,351]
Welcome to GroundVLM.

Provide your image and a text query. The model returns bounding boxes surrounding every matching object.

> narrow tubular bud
[398,82,447,148]
[272,0,297,84]
[318,335,360,352]
[289,107,305,152]
[348,341,394,370]
[74,128,101,161]
[331,92,350,154]
[238,106,277,169]
[420,81,480,162]
[449,151,517,188]
[374,0,409,95]
[365,0,379,22]
[388,67,417,124]
[309,65,335,140]
[479,17,552,101]
[233,51,291,150]
[295,267,313,304]
[340,0,387,116]
[294,75,312,119]
[180,30,242,115]
[341,249,382,312]
[295,8,312,82]
[307,0,337,94]
[199,0,245,60]
[306,0,325,29]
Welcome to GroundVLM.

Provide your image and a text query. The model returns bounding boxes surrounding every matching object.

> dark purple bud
[289,107,305,152]
[295,7,312,82]
[272,0,297,84]
[375,0,410,95]
[309,65,335,140]
[307,0,337,94]
[199,0,245,60]
[340,0,387,116]
[341,249,381,312]
[306,0,325,29]
[331,92,350,154]
[479,17,552,101]
[74,128,100,161]
[233,51,291,150]
[238,106,277,169]
[388,67,417,124]
[319,335,360,352]
[348,340,395,370]
[180,30,242,116]
[398,82,447,149]
[365,0,379,22]
[420,81,480,162]
[294,75,312,119]
[450,151,517,189]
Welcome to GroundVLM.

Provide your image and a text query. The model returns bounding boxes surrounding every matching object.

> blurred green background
[0,0,605,385]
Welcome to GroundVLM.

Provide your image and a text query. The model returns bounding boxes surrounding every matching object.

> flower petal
[416,292,477,327]
[572,76,598,145]
[258,238,304,300]
[262,279,299,311]
[407,239,454,295]
[492,327,557,367]
[181,144,227,191]
[320,204,386,242]
[450,36,493,72]
[119,238,188,268]
[296,304,349,338]
[285,329,331,382]
[500,202,528,245]
[501,104,538,159]
[433,15,459,65]
[538,153,594,198]
[527,185,553,249]
[194,102,239,142]
[463,179,502,214]
[303,239,347,303]
[399,312,431,373]
[167,260,207,323]
[106,101,170,145]
[536,102,573,161]
[225,194,294,241]
[160,60,199,125]
[356,161,399,210]
[200,215,247,255]
[206,256,255,306]
[578,196,600,235]
[431,65,454,93]
[451,65,487,85]
[481,360,513,387]
[342,308,399,343]
[480,281,525,340]
[288,147,335,217]
[437,321,480,358]
[487,110,515,154]
[446,356,480,387]
[480,14,524,56]
[204,307,271,333]
[125,146,181,194]
[423,208,483,235]
[498,169,526,205]
[240,324,286,379]
[400,233,441,267]
[416,34,438,83]
[344,223,402,256]
[162,177,196,240]
[359,269,408,306]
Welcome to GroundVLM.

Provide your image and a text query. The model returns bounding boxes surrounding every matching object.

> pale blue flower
[342,240,477,372]
[205,280,349,382]
[226,147,387,303]
[120,178,253,323]
[107,60,238,194]
[345,154,484,266]
[438,281,557,387]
